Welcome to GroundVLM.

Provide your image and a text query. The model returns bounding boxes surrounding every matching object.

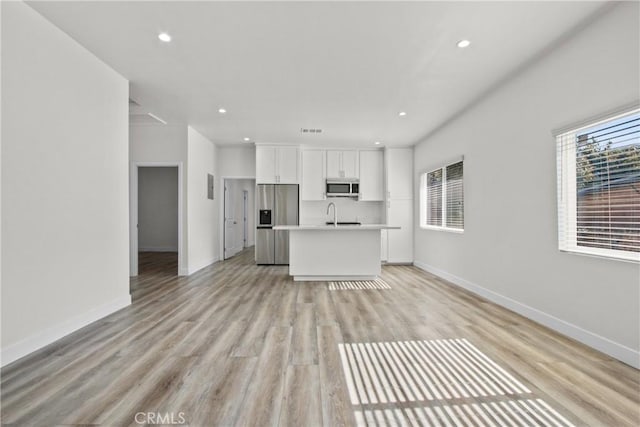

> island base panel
[293,275,377,282]
[289,229,381,281]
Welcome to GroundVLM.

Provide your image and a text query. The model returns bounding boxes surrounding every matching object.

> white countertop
[274,224,400,231]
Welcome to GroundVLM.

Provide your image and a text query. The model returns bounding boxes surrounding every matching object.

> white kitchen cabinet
[359,150,384,201]
[381,229,388,262]
[326,150,359,179]
[341,150,359,178]
[326,150,341,178]
[301,149,326,201]
[277,146,299,183]
[256,146,276,184]
[256,145,299,184]
[385,147,413,263]
[386,199,413,263]
[386,148,413,200]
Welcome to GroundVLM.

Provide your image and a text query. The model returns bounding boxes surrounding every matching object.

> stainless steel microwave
[326,179,359,197]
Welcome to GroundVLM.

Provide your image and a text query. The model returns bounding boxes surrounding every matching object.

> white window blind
[556,108,640,261]
[446,162,464,229]
[421,159,464,231]
[427,169,443,226]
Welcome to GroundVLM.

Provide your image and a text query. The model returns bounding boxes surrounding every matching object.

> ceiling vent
[130,113,166,125]
[300,128,323,134]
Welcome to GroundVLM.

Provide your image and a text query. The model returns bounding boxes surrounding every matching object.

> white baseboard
[0,294,131,368]
[414,261,640,369]
[178,267,189,276]
[294,275,377,281]
[139,246,178,252]
[187,255,220,275]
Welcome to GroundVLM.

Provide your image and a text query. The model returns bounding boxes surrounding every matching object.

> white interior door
[224,181,238,259]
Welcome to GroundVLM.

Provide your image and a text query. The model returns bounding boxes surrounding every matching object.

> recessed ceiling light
[374,141,381,145]
[399,111,407,117]
[218,108,227,114]
[158,32,172,43]
[457,39,471,48]
[243,137,250,141]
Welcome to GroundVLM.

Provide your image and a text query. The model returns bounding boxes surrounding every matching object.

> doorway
[223,178,256,260]
[130,162,184,277]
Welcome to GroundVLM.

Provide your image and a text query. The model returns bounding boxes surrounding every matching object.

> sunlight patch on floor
[329,279,392,291]
[339,338,575,427]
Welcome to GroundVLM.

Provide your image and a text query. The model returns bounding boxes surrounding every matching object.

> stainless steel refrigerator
[256,184,299,264]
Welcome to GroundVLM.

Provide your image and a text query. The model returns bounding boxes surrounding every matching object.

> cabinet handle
[387,191,391,199]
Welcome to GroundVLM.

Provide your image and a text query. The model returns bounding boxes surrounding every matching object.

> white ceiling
[28,1,607,147]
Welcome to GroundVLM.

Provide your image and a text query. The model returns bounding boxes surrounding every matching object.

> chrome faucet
[327,202,337,227]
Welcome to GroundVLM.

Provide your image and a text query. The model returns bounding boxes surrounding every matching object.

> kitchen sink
[325,221,362,225]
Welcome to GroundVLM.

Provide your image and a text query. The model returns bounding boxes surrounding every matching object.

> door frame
[223,179,236,260]
[243,190,249,248]
[220,176,255,260]
[130,161,184,276]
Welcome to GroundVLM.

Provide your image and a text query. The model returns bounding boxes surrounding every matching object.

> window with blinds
[421,159,464,231]
[446,162,464,229]
[556,107,640,262]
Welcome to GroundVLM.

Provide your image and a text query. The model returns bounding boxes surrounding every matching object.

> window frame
[556,107,640,263]
[420,159,465,233]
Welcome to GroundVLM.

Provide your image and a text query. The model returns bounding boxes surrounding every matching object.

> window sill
[420,225,464,234]
[560,246,640,263]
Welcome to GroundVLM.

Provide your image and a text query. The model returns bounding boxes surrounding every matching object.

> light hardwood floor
[1,248,638,426]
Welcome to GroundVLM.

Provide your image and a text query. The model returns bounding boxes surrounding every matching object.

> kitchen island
[273,224,400,281]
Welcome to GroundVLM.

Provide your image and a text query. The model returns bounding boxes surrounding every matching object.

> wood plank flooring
[1,248,638,426]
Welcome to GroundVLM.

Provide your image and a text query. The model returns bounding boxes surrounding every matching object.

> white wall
[130,125,188,162]
[187,127,219,274]
[1,2,130,365]
[138,167,179,252]
[218,146,256,178]
[301,200,384,225]
[129,124,188,274]
[413,3,640,367]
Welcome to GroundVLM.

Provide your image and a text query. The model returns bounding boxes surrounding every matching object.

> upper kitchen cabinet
[256,146,276,183]
[301,149,326,201]
[256,145,299,184]
[277,146,299,183]
[385,148,413,200]
[326,150,359,179]
[359,149,384,201]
